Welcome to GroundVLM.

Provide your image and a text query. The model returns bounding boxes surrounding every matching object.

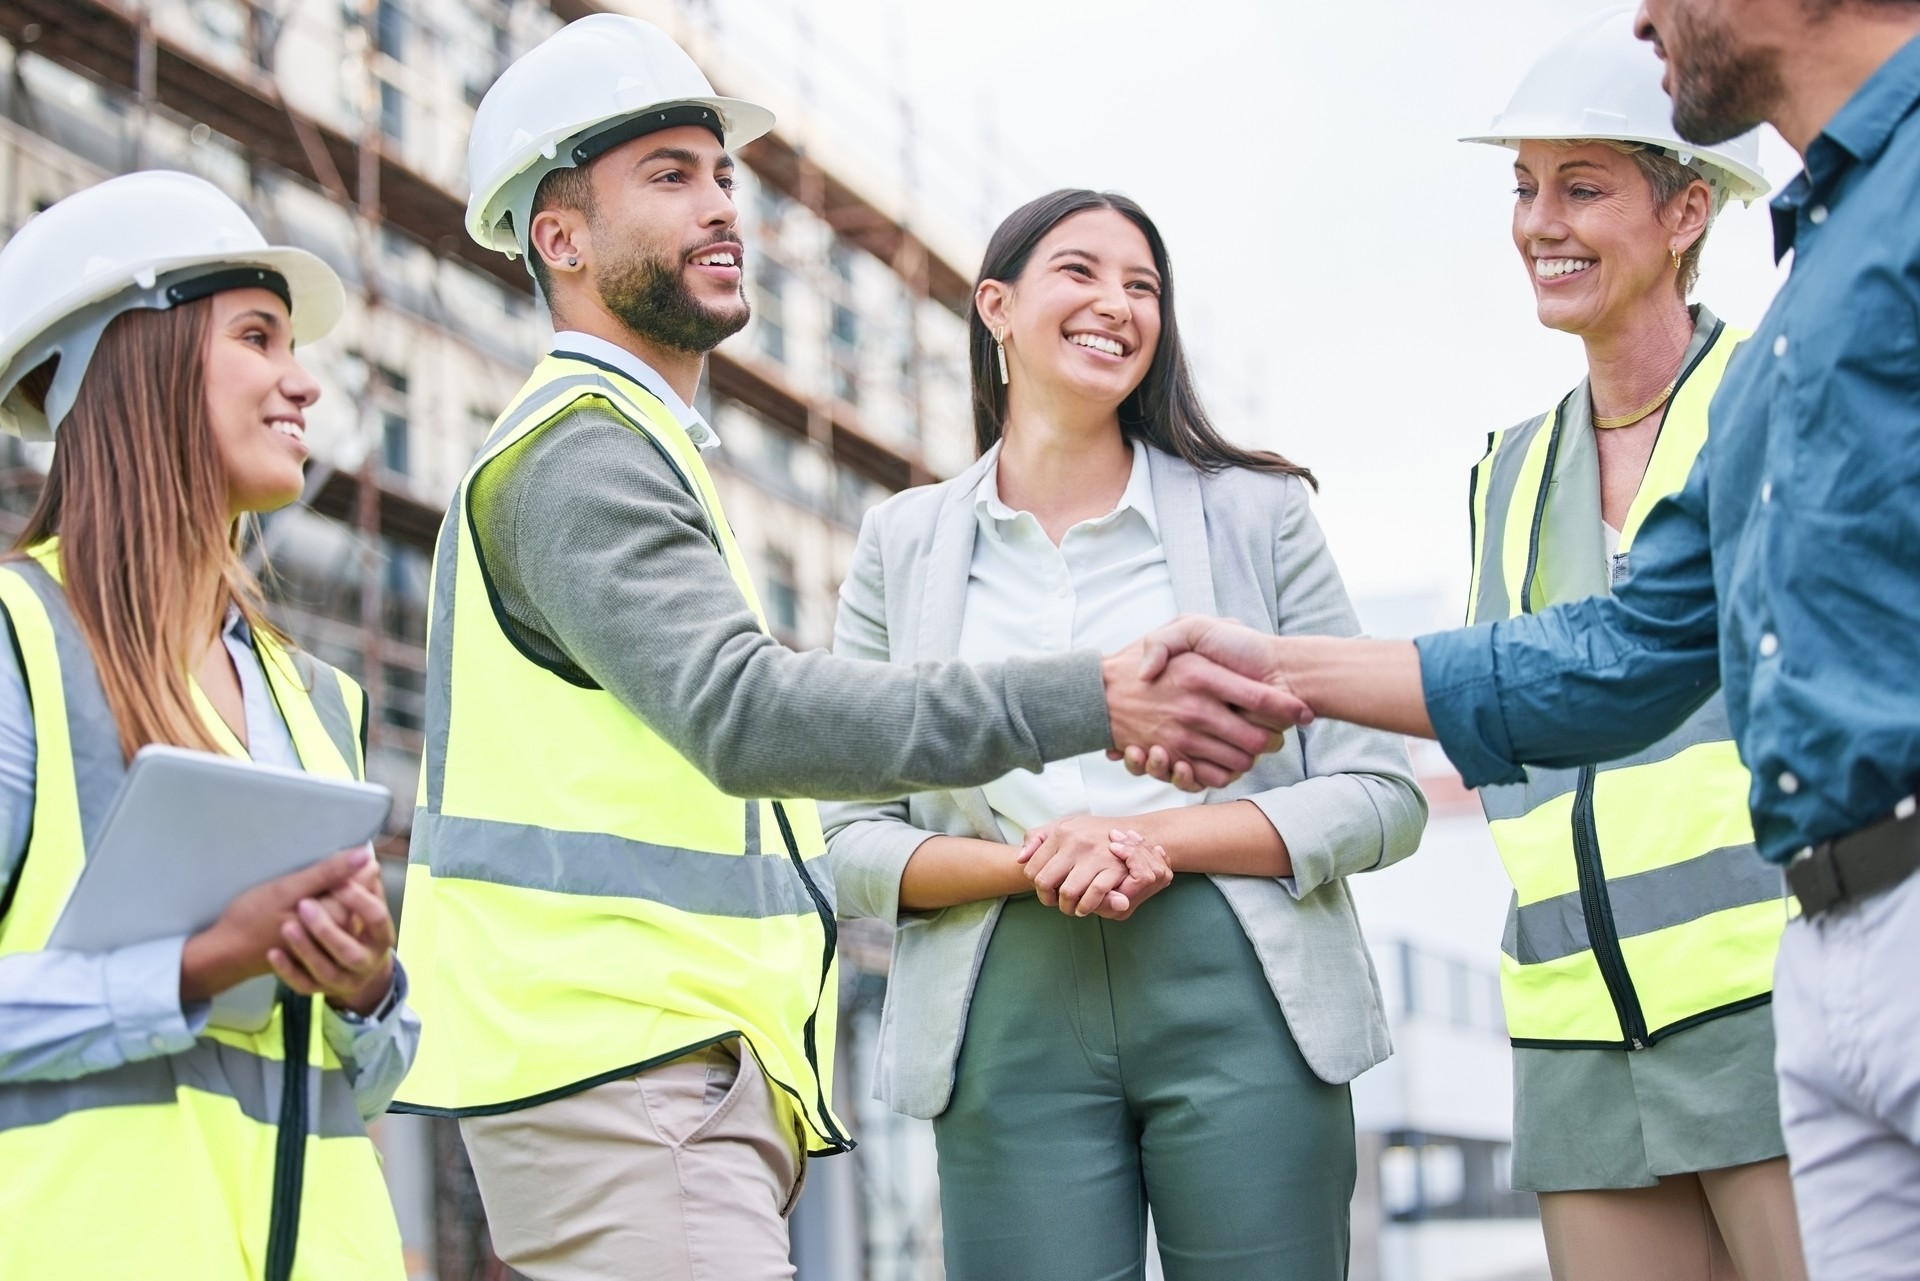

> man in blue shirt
[1130,1,1920,1274]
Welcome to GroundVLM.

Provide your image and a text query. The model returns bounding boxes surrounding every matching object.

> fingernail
[298,899,319,920]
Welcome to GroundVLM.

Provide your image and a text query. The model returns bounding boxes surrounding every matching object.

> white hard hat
[0,170,344,440]
[466,15,774,261]
[1462,6,1768,208]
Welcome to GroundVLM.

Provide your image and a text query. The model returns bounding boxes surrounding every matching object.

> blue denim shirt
[1417,33,1920,865]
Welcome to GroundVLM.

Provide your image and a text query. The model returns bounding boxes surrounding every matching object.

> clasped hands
[180,845,398,1018]
[1016,817,1173,920]
[1101,614,1306,790]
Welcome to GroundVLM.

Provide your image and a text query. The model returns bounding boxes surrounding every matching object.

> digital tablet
[47,744,392,956]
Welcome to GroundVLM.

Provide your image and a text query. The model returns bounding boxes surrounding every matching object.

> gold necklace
[1593,379,1677,430]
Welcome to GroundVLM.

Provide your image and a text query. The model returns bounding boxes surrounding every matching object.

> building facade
[0,0,975,1275]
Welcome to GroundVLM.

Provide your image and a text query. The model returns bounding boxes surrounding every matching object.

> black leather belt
[1787,798,1920,918]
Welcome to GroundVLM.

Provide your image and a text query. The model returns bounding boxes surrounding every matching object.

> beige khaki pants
[459,1040,806,1281]
[1539,1158,1808,1281]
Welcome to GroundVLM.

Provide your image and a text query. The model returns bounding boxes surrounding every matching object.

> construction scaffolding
[0,1,1003,1275]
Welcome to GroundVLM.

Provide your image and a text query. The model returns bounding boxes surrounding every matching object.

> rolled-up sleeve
[321,960,420,1121]
[1418,445,1725,787]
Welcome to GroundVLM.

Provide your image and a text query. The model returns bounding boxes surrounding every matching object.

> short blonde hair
[1551,138,1713,297]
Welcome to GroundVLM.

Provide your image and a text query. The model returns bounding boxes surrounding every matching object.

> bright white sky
[708,0,1802,625]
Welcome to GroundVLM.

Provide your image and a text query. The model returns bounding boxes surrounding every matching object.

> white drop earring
[995,331,1009,385]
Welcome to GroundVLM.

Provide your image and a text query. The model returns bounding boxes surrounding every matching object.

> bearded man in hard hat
[1119,0,1920,1275]
[389,16,1295,1278]
[1448,10,1804,1278]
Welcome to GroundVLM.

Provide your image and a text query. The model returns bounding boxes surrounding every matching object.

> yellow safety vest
[0,544,403,1281]
[1466,312,1785,1048]
[393,354,849,1152]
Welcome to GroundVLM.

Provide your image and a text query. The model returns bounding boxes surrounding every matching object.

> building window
[371,364,410,477]
[755,260,787,365]
[829,241,856,285]
[1378,1133,1535,1223]
[763,424,795,483]
[831,302,859,349]
[764,549,799,640]
[381,539,430,646]
[382,413,409,476]
[830,304,860,405]
[374,0,405,141]
[756,185,789,235]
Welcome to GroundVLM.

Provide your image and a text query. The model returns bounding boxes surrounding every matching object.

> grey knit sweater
[467,405,1112,801]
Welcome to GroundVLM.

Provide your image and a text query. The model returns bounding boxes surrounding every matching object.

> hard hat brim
[0,244,346,440]
[1459,129,1771,206]
[466,94,776,254]
[0,243,345,383]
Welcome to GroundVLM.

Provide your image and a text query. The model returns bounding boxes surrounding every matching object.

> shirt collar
[973,437,1160,536]
[549,330,722,451]
[1770,30,1920,261]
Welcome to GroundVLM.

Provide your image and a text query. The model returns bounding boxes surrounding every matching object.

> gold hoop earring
[1671,246,1682,272]
[995,333,1009,386]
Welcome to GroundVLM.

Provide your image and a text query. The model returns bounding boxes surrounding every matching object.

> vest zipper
[771,802,853,1152]
[264,991,312,1281]
[1570,767,1649,1048]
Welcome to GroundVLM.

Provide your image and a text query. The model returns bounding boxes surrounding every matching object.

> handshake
[1098,614,1313,792]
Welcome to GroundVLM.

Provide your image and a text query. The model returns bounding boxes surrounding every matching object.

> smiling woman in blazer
[823,188,1428,1281]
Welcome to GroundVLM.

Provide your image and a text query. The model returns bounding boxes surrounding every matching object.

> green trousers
[934,874,1355,1281]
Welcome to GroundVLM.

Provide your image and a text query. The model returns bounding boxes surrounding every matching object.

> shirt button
[1759,633,1779,658]
[1761,481,1773,504]
[148,1033,168,1052]
[1779,771,1801,795]
[1773,335,1789,358]
[1809,205,1829,225]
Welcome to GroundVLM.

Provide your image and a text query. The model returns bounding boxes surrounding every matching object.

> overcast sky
[706,0,1802,626]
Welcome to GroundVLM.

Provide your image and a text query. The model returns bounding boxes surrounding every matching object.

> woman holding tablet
[0,173,413,1279]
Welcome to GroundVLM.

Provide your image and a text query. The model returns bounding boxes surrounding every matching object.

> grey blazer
[822,446,1428,1120]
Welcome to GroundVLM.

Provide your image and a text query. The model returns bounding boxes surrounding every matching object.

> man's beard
[1662,1,1782,146]
[596,239,749,355]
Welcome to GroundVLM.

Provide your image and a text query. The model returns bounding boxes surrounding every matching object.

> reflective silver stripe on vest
[0,1037,363,1138]
[1478,694,1737,823]
[1500,842,1781,964]
[744,801,762,858]
[414,811,834,918]
[1468,410,1551,627]
[289,650,360,772]
[8,562,127,850]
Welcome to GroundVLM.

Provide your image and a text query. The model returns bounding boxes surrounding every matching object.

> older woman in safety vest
[1457,11,1806,1279]
[0,172,414,1280]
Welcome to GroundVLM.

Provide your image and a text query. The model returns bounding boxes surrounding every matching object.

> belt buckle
[1788,842,1845,917]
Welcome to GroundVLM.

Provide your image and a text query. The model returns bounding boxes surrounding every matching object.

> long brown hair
[13,302,286,760]
[970,189,1315,487]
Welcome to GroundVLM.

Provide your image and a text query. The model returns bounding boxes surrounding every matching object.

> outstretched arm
[1132,447,1724,786]
[480,411,1291,801]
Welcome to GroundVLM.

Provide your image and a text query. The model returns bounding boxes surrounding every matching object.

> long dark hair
[969,189,1314,487]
